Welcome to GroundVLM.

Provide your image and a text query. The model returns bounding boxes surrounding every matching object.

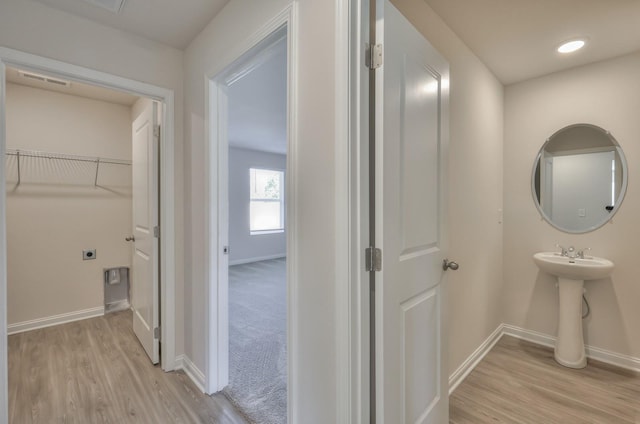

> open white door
[131,101,160,364]
[375,2,450,422]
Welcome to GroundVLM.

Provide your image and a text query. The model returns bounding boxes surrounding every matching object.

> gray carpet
[223,258,287,424]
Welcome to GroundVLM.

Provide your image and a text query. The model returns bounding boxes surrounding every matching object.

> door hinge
[365,247,382,272]
[154,326,161,340]
[366,44,383,70]
[153,226,160,238]
[153,125,161,138]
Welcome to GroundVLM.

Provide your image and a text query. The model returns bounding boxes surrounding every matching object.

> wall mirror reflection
[532,124,628,233]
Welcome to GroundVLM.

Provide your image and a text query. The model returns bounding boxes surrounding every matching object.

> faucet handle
[555,243,568,256]
[577,247,591,259]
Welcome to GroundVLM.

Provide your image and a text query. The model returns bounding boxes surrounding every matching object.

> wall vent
[83,0,127,13]
[18,71,71,88]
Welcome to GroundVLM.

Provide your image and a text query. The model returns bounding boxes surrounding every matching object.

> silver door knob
[125,236,135,242]
[442,259,459,271]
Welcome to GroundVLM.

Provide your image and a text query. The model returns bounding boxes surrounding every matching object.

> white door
[131,101,160,364]
[375,2,450,423]
[550,151,614,231]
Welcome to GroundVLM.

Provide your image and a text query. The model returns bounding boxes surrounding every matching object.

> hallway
[8,311,248,424]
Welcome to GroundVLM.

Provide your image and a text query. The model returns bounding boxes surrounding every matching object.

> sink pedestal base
[555,277,587,369]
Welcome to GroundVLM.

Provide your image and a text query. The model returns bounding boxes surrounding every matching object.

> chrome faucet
[556,244,568,257]
[556,244,590,259]
[577,247,591,259]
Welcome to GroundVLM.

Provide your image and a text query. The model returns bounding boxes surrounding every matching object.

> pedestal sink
[533,252,614,368]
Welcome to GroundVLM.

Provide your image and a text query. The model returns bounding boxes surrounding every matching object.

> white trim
[335,0,353,420]
[0,60,7,424]
[448,324,504,395]
[586,344,640,372]
[229,253,286,266]
[203,8,298,424]
[0,47,178,423]
[285,7,299,424]
[501,324,555,348]
[336,0,369,422]
[7,307,105,335]
[250,229,285,236]
[175,354,207,393]
[503,324,640,373]
[205,76,228,394]
[355,0,371,421]
[449,323,640,395]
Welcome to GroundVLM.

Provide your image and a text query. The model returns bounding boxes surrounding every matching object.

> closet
[4,67,138,334]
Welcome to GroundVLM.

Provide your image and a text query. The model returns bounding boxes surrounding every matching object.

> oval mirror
[532,124,628,233]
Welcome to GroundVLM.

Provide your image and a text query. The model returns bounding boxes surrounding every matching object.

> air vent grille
[18,71,71,88]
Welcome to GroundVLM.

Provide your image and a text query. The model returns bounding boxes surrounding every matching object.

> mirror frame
[531,123,629,234]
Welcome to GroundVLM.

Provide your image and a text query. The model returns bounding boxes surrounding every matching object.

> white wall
[6,83,132,325]
[391,0,505,375]
[0,0,185,354]
[229,147,286,264]
[184,0,339,421]
[504,51,640,359]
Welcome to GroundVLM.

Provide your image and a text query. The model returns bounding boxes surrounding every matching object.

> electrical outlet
[83,249,96,260]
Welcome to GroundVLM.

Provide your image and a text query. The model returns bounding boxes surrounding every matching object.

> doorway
[0,48,178,422]
[206,22,292,424]
[4,66,141,336]
[225,34,288,423]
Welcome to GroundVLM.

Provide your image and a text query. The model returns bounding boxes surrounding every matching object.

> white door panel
[132,101,160,364]
[376,2,449,423]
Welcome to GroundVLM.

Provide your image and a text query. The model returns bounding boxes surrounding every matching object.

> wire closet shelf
[6,148,132,187]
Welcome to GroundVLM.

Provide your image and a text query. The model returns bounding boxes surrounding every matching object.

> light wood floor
[450,335,640,424]
[8,310,249,424]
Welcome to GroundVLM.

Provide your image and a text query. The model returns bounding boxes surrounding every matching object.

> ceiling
[27,0,640,129]
[424,0,640,85]
[6,66,139,105]
[227,38,287,155]
[33,0,229,49]
[30,0,640,88]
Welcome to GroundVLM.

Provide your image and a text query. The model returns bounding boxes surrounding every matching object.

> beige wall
[6,83,132,324]
[184,0,339,420]
[504,52,640,358]
[392,0,505,375]
[0,0,185,354]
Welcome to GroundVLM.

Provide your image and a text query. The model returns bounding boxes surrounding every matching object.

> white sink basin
[533,252,614,281]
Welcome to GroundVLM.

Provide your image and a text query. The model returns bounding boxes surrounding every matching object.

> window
[250,168,284,234]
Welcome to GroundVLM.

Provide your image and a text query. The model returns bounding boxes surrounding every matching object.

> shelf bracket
[94,157,100,186]
[16,150,21,186]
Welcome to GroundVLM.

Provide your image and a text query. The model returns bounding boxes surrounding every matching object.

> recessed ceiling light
[557,40,586,54]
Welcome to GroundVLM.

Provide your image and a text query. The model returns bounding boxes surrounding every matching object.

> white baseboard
[229,253,286,266]
[8,306,105,335]
[503,324,640,373]
[501,324,556,348]
[449,323,640,394]
[175,354,206,393]
[448,323,504,395]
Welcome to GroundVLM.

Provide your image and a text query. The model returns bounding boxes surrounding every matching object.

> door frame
[0,47,177,422]
[203,4,297,413]
[335,0,372,422]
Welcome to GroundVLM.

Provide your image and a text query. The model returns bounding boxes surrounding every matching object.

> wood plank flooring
[8,310,249,424]
[450,335,640,424]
